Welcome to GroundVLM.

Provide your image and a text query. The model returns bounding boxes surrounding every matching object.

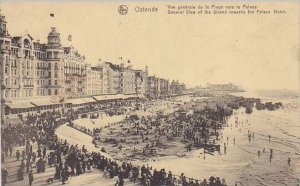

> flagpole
[50,13,55,29]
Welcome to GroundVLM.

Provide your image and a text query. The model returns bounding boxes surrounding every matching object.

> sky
[1,1,299,91]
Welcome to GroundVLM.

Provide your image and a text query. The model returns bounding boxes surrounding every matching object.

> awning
[93,94,137,101]
[30,100,59,107]
[93,94,123,101]
[5,101,35,109]
[82,97,97,103]
[65,98,86,105]
[124,94,146,99]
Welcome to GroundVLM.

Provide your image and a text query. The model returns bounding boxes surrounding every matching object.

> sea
[145,89,300,186]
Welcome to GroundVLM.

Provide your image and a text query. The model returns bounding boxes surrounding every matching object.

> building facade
[0,11,186,117]
[170,80,186,96]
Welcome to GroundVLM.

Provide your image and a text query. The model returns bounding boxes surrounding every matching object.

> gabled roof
[24,34,34,40]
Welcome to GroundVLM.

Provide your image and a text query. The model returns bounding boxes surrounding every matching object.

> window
[54,89,58,95]
[48,80,51,85]
[47,52,52,59]
[55,80,58,85]
[48,89,51,95]
[54,52,59,59]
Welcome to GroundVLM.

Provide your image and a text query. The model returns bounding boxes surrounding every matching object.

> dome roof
[48,27,60,38]
[0,15,6,22]
[0,10,7,23]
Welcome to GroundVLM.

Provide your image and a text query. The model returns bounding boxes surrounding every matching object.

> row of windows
[36,79,58,86]
[36,70,58,77]
[4,88,59,98]
[33,51,46,59]
[36,89,58,96]
[4,78,34,86]
[5,89,33,98]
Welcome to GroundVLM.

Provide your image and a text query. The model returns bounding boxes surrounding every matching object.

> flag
[128,60,131,63]
[68,35,72,41]
[50,13,54,17]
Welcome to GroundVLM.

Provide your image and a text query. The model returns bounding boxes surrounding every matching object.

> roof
[30,100,59,107]
[5,101,35,109]
[93,94,141,101]
[65,98,86,105]
[105,62,121,71]
[82,97,97,103]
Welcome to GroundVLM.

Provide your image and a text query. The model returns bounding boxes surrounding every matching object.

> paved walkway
[3,137,139,186]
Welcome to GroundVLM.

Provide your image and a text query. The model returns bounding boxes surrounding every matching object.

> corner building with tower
[0,12,186,118]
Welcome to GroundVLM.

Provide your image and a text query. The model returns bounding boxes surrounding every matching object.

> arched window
[24,38,30,48]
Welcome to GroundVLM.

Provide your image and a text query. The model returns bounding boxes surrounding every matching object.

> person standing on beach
[258,150,261,158]
[288,158,291,166]
[270,149,273,156]
[269,135,271,142]
[233,138,235,146]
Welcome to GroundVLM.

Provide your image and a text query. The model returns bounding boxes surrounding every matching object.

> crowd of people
[1,98,230,186]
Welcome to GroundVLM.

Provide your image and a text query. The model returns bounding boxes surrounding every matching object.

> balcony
[23,85,34,88]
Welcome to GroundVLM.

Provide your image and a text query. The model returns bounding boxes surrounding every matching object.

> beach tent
[129,115,139,122]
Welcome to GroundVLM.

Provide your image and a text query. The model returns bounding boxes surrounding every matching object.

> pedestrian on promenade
[2,168,9,186]
[16,150,20,161]
[28,170,34,186]
[9,146,13,156]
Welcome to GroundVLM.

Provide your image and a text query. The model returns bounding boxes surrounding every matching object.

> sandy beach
[55,91,300,186]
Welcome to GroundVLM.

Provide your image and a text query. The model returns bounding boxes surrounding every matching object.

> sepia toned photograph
[0,1,299,186]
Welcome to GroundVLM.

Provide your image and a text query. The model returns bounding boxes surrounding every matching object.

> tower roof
[48,27,60,38]
[0,9,6,23]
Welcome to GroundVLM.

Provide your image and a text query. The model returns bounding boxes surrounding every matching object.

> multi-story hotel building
[170,80,186,95]
[0,12,66,116]
[0,11,184,118]
[158,78,169,98]
[0,12,93,116]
